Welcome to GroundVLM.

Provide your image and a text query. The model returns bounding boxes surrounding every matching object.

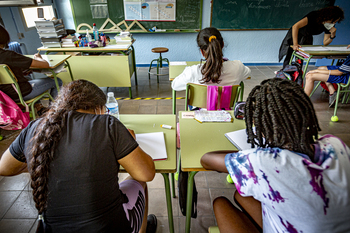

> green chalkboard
[70,0,202,32]
[211,0,335,30]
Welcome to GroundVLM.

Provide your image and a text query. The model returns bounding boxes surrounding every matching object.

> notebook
[136,132,167,161]
[225,128,264,151]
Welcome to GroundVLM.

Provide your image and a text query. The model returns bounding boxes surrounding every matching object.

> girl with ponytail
[0,80,156,233]
[171,27,251,91]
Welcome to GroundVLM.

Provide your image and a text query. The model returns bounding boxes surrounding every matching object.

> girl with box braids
[29,80,106,232]
[197,27,224,84]
[245,78,320,158]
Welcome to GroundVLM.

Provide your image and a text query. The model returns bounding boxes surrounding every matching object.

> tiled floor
[0,66,349,233]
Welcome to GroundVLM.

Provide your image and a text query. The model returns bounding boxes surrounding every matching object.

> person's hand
[33,53,42,59]
[347,45,350,49]
[329,27,337,37]
[293,44,301,51]
[128,129,136,139]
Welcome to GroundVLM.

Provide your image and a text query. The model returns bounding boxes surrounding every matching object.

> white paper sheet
[136,132,167,161]
[225,128,265,151]
[301,46,349,52]
[170,61,187,66]
[104,44,130,49]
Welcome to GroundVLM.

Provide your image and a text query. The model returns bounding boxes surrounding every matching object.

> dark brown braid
[245,78,321,159]
[29,80,106,215]
[196,27,224,84]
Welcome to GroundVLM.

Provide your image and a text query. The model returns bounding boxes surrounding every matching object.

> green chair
[148,47,170,83]
[208,226,220,233]
[309,77,350,122]
[175,82,244,181]
[0,64,54,120]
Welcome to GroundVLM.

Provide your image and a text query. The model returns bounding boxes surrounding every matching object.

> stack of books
[35,19,66,48]
[114,31,133,43]
[61,36,76,48]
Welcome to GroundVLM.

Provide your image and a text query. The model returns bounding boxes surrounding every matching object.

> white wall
[1,0,349,65]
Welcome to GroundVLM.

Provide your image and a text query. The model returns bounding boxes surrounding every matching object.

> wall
[1,0,348,65]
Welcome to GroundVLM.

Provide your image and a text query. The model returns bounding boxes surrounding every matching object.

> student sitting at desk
[201,78,350,233]
[304,45,350,107]
[0,25,61,102]
[171,27,251,91]
[0,80,157,233]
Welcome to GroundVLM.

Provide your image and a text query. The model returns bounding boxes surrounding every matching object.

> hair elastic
[209,35,216,42]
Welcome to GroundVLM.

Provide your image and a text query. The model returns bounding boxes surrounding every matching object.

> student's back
[171,27,250,91]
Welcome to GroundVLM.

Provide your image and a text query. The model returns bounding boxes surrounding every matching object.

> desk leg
[51,70,60,92]
[131,45,138,86]
[65,61,74,81]
[170,173,176,198]
[185,171,198,233]
[129,87,133,99]
[161,173,174,233]
[172,89,176,114]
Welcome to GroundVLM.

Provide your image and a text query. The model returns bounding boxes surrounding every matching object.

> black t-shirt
[10,111,139,232]
[301,11,331,36]
[0,49,33,98]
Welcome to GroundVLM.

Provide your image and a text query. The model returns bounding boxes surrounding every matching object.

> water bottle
[106,92,119,119]
[92,23,99,41]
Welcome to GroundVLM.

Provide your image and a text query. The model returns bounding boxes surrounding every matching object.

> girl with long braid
[0,80,157,233]
[200,78,350,233]
[171,27,251,91]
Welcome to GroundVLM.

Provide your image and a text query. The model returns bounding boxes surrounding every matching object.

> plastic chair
[0,64,54,120]
[208,226,220,233]
[185,83,243,110]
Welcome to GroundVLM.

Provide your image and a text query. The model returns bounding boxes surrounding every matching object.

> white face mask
[324,23,335,30]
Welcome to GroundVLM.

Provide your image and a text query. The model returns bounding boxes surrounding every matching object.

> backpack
[0,90,30,130]
[178,165,198,218]
[276,59,303,86]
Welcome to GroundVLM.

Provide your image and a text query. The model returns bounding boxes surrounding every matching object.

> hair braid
[244,78,320,159]
[29,80,107,215]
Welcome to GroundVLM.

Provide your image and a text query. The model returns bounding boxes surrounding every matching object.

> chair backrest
[8,42,23,54]
[0,64,17,85]
[0,64,26,106]
[185,83,242,110]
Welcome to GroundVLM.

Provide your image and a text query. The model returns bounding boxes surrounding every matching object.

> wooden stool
[148,47,169,83]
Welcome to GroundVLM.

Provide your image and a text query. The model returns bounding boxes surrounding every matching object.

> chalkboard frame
[210,0,335,31]
[69,0,203,33]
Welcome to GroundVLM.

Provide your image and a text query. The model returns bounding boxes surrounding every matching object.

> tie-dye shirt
[225,135,350,233]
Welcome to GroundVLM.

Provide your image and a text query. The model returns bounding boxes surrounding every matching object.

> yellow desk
[27,54,73,91]
[289,45,350,80]
[37,41,137,98]
[119,114,176,233]
[179,111,245,233]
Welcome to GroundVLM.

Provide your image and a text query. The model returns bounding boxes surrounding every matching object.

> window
[22,5,55,28]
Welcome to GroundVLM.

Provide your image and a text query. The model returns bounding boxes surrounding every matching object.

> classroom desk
[26,54,74,91]
[119,114,176,233]
[169,61,201,114]
[289,45,350,80]
[178,111,246,233]
[37,41,137,98]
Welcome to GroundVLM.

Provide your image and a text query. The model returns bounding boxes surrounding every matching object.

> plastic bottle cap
[93,23,96,26]
[107,92,114,97]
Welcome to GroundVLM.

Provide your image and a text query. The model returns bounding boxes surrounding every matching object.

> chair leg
[149,59,158,79]
[309,81,321,97]
[331,84,341,122]
[159,53,163,68]
[156,60,160,83]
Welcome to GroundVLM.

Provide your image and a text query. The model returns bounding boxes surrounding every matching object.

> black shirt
[301,11,331,36]
[0,49,33,99]
[10,111,139,232]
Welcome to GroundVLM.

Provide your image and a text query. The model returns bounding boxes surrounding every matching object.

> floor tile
[138,105,157,114]
[4,191,37,219]
[0,191,22,218]
[0,219,36,233]
[178,216,216,233]
[0,173,30,191]
[156,216,179,233]
[148,188,179,217]
[205,171,235,189]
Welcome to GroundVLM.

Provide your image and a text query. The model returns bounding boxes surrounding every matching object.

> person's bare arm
[0,149,28,176]
[323,27,337,46]
[30,53,50,69]
[292,17,308,51]
[200,150,238,173]
[118,130,155,182]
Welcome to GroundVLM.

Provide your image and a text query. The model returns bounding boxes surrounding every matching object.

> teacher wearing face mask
[279,6,344,68]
